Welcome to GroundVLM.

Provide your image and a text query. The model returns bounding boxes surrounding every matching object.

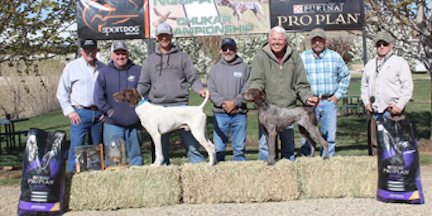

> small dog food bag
[376,118,424,204]
[17,128,68,215]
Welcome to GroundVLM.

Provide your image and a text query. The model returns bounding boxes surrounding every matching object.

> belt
[72,105,99,111]
[320,95,333,100]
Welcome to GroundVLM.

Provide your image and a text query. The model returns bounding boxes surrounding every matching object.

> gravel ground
[2,165,431,216]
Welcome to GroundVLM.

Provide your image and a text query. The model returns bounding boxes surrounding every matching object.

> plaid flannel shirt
[300,48,351,99]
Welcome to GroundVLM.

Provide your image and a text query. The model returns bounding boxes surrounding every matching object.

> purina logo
[293,3,344,14]
[80,0,141,36]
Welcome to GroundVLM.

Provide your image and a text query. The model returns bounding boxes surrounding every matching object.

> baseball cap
[81,39,97,49]
[309,28,326,39]
[111,41,128,52]
[221,38,236,48]
[155,23,173,36]
[374,31,393,44]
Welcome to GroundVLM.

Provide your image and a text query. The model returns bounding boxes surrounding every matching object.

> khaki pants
[369,113,405,156]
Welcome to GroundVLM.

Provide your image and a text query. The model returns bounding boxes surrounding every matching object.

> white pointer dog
[113,88,216,166]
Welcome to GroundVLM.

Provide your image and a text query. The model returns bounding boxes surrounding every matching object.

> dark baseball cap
[111,41,128,52]
[309,28,326,39]
[221,38,236,48]
[374,31,393,44]
[81,39,97,49]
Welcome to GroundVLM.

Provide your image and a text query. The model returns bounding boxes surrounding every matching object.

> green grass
[1,77,431,169]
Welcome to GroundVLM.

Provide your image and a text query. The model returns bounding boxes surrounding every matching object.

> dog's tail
[199,90,210,109]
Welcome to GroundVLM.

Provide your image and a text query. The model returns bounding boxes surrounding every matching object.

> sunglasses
[222,47,235,52]
[376,42,390,47]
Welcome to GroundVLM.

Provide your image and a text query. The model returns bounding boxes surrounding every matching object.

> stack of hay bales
[296,156,377,198]
[181,160,299,204]
[67,156,377,211]
[69,166,181,211]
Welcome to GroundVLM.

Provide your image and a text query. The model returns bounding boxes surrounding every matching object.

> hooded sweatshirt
[248,42,312,108]
[208,55,250,114]
[137,46,204,106]
[94,59,141,127]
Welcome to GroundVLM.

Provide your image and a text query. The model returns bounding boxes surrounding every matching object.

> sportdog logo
[80,0,142,36]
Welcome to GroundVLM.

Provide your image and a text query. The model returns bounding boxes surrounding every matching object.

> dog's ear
[129,89,141,106]
[113,92,126,103]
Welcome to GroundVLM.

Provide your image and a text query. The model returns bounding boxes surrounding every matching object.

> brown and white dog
[217,0,268,25]
[242,88,329,165]
[113,88,216,166]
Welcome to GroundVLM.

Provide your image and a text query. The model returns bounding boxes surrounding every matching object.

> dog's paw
[151,163,161,167]
[267,159,275,166]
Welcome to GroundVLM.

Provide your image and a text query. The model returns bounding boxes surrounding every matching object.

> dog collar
[137,98,148,106]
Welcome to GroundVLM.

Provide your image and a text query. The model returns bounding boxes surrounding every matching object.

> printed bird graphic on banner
[152,8,177,27]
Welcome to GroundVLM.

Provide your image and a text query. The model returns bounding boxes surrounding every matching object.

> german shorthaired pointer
[217,0,268,25]
[242,88,329,165]
[113,88,216,166]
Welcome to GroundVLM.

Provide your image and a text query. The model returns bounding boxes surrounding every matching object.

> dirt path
[1,165,432,216]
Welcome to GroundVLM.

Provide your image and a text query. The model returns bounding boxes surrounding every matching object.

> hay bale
[296,156,377,199]
[181,160,299,204]
[69,166,181,211]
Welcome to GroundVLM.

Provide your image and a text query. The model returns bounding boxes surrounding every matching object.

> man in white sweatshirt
[360,31,413,155]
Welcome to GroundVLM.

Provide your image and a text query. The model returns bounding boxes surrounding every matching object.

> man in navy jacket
[94,41,143,166]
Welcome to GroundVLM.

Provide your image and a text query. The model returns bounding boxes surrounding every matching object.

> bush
[0,59,64,119]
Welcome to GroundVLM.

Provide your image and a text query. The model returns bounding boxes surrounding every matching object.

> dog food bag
[18,128,68,215]
[75,144,104,173]
[376,118,424,204]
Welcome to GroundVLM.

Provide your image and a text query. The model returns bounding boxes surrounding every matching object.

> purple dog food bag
[17,128,67,215]
[376,118,424,204]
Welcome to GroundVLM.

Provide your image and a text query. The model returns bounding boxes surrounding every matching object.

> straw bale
[69,166,181,211]
[181,160,299,204]
[296,156,377,199]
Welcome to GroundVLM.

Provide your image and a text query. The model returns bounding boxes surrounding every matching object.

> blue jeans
[301,100,337,157]
[161,104,205,165]
[68,109,103,172]
[258,115,295,161]
[213,113,247,161]
[104,123,143,166]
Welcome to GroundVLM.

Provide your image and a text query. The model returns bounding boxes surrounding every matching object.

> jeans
[104,123,143,166]
[161,104,205,165]
[68,109,103,172]
[300,100,337,157]
[213,113,247,161]
[258,115,295,161]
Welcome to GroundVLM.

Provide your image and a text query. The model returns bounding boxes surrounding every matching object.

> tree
[0,0,77,63]
[365,0,432,139]
[0,0,76,118]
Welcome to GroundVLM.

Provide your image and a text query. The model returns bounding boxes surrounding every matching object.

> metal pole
[362,28,368,65]
[147,38,155,55]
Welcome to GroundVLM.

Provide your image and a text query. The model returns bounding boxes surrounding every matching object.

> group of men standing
[57,23,413,172]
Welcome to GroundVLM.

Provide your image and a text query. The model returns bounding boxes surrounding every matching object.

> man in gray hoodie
[208,38,250,162]
[137,23,208,165]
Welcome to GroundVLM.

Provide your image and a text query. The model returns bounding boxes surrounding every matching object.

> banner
[271,0,364,31]
[77,0,149,40]
[150,0,271,37]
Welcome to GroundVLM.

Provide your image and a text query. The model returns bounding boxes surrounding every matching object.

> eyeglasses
[222,47,235,52]
[376,42,390,47]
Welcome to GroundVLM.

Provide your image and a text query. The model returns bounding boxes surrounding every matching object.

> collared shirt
[300,48,351,100]
[361,51,413,113]
[56,57,105,116]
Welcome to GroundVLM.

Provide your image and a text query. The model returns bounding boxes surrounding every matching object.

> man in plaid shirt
[300,28,351,157]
